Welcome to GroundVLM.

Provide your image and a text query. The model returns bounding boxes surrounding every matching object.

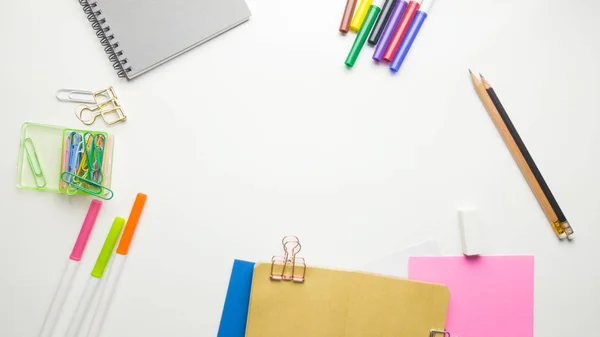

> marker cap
[91,217,125,278]
[70,199,102,261]
[116,193,147,255]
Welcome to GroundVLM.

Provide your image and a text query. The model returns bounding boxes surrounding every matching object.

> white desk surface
[1,0,599,336]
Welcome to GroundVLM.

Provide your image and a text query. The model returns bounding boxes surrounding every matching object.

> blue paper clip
[66,132,83,183]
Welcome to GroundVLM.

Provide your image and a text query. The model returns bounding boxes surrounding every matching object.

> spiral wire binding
[79,0,131,77]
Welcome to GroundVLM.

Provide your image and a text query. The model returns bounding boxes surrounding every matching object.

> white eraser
[458,209,482,256]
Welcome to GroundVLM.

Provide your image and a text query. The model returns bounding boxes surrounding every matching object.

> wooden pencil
[481,75,574,239]
[469,70,566,239]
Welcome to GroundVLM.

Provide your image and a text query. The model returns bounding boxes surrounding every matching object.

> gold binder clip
[76,99,126,126]
[270,236,306,283]
[430,329,451,337]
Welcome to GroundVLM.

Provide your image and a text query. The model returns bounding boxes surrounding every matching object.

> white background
[1,0,599,336]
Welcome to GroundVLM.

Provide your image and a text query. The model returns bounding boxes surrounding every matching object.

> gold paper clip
[430,329,451,337]
[270,236,306,283]
[23,138,46,188]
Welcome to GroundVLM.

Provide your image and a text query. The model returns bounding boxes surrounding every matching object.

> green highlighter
[345,1,382,67]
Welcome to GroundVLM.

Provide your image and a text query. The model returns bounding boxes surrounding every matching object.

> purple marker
[372,0,407,61]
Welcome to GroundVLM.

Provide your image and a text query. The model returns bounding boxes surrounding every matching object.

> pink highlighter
[38,200,102,337]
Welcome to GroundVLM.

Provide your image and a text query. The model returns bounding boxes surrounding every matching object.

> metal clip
[56,89,96,104]
[23,138,46,188]
[59,86,126,126]
[270,236,306,283]
[430,329,451,337]
[91,87,118,105]
[76,100,126,126]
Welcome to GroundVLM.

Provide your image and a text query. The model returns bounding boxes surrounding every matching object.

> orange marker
[116,193,147,255]
[86,193,147,337]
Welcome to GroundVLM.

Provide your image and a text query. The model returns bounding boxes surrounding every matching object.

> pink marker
[38,199,102,337]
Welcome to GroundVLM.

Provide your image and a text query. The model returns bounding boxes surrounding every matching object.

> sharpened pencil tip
[479,73,484,79]
[468,69,472,74]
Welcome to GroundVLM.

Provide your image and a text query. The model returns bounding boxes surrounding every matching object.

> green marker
[65,217,125,337]
[345,1,382,67]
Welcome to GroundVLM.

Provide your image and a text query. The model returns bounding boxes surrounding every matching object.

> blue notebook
[217,260,255,337]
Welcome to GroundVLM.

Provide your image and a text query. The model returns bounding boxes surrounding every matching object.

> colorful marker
[38,200,102,337]
[372,0,407,61]
[86,193,147,337]
[339,0,358,33]
[345,0,382,67]
[390,0,435,71]
[349,0,373,32]
[65,217,125,337]
[382,0,421,62]
[367,0,397,45]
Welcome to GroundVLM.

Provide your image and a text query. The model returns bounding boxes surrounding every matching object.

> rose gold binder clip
[270,236,306,283]
[56,87,127,126]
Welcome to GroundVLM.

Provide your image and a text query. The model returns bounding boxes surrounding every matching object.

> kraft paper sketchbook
[78,0,251,79]
[245,263,451,337]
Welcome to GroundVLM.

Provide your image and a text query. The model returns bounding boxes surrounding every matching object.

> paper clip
[60,134,71,189]
[81,133,104,184]
[60,172,114,200]
[92,135,105,183]
[270,236,306,283]
[430,329,451,337]
[66,132,83,184]
[56,89,97,104]
[23,138,46,188]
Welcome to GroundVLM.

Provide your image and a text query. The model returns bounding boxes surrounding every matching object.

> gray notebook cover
[89,0,251,79]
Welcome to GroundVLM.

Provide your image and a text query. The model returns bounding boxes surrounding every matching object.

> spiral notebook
[78,0,251,79]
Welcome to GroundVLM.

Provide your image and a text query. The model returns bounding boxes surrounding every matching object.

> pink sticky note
[409,256,534,337]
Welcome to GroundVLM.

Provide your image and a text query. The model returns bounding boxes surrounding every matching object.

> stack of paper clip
[340,0,434,71]
[17,122,115,200]
[60,131,114,200]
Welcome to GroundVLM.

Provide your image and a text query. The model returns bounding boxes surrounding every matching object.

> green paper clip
[92,134,105,184]
[24,138,46,188]
[60,171,114,200]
